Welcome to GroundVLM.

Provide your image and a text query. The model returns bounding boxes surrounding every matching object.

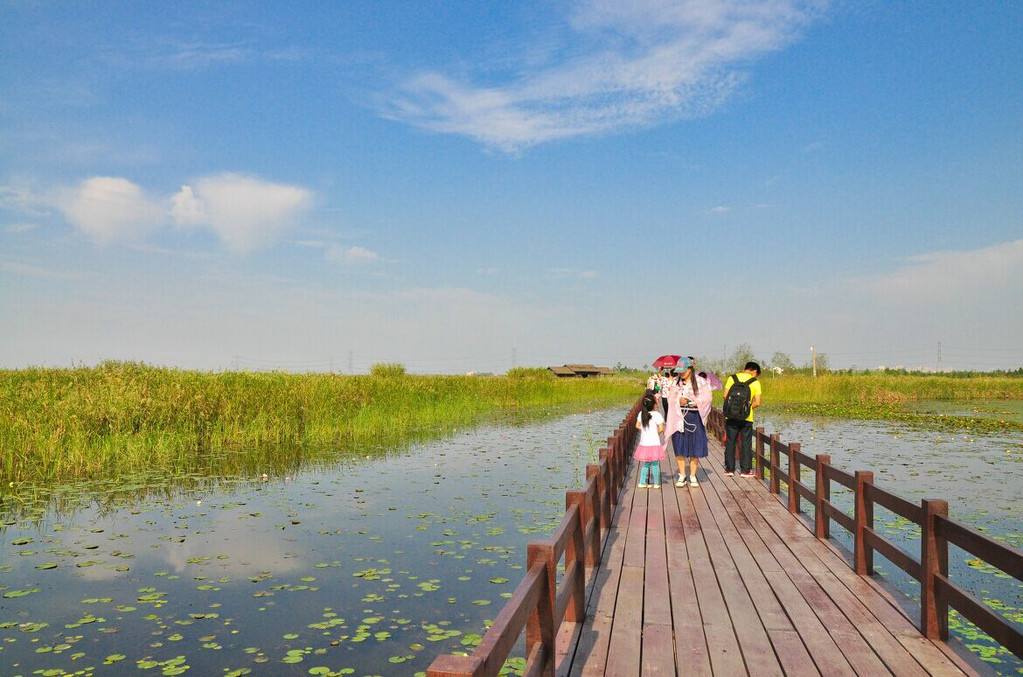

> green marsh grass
[0,362,641,487]
[717,373,1023,432]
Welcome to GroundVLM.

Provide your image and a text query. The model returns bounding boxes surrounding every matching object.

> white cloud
[325,244,380,264]
[171,174,312,252]
[59,177,163,243]
[385,0,825,151]
[862,238,1023,302]
[709,205,731,214]
[169,184,207,226]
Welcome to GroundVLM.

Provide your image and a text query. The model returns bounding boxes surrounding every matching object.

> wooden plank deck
[560,436,982,676]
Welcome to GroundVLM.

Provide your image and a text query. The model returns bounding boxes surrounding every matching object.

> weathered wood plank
[641,623,676,676]
[660,477,716,676]
[604,566,643,676]
[622,476,648,569]
[688,482,784,676]
[643,480,672,627]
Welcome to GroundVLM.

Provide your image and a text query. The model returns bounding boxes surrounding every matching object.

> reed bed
[753,373,1023,404]
[0,363,641,486]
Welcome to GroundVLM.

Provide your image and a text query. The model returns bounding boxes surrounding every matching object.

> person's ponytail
[641,395,654,427]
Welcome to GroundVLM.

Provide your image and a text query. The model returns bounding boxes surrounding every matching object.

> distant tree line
[615,346,1022,378]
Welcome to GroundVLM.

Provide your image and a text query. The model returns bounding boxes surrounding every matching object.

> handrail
[427,396,643,676]
[747,416,1023,660]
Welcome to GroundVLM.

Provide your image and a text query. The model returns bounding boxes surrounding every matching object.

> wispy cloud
[860,239,1023,302]
[0,260,81,281]
[385,0,826,151]
[4,222,41,234]
[550,267,598,280]
[325,244,380,264]
[708,205,732,214]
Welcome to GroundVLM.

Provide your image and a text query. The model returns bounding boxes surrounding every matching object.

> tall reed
[0,363,640,486]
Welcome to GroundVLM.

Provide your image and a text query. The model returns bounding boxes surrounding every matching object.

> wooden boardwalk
[429,402,1020,677]
[562,437,979,676]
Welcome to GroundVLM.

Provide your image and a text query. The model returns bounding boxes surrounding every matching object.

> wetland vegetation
[714,372,1023,433]
[0,363,641,488]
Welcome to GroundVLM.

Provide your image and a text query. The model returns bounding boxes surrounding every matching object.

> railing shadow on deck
[427,398,643,677]
[704,408,1023,662]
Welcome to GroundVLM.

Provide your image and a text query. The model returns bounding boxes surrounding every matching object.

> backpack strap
[747,377,757,385]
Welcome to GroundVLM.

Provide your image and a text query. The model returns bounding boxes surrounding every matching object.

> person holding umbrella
[665,357,712,487]
[651,355,681,417]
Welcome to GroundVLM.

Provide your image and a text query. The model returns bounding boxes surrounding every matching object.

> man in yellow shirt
[721,362,762,477]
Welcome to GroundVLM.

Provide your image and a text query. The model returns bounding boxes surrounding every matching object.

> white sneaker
[638,483,649,489]
[651,482,661,489]
[689,477,700,488]
[675,476,687,488]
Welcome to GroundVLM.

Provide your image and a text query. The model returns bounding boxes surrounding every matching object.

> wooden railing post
[920,499,949,640]
[606,437,619,506]
[755,427,765,479]
[585,465,600,566]
[854,471,875,575]
[564,491,587,623]
[814,454,831,539]
[769,433,781,494]
[788,442,801,513]
[526,542,556,677]
[597,450,610,532]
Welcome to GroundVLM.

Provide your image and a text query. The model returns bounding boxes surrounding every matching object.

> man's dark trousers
[724,419,753,473]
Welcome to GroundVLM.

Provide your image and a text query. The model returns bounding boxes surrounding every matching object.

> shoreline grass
[1,362,642,487]
[713,373,1023,433]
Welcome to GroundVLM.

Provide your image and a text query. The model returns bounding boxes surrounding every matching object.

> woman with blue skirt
[670,359,712,487]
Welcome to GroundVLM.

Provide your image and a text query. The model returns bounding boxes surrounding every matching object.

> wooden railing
[427,398,643,677]
[706,409,1023,660]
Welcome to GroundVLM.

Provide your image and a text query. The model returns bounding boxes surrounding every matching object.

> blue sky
[1,0,1021,372]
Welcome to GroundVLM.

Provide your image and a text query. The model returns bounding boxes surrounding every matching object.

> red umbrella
[652,354,681,368]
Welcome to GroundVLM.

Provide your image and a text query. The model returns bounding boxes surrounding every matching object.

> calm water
[759,410,1023,673]
[0,409,620,677]
[2,407,1021,675]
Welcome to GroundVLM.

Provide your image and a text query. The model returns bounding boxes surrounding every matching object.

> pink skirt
[634,444,664,463]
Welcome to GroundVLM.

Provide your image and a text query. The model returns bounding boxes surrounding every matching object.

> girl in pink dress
[634,394,665,488]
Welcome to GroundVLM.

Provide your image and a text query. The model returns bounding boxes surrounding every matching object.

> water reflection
[0,408,616,676]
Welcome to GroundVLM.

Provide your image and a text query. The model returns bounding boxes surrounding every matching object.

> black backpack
[723,374,757,421]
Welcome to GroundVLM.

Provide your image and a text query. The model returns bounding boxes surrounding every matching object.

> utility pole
[937,341,942,372]
[348,350,353,374]
[811,345,817,378]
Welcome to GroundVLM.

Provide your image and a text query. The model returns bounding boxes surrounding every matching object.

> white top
[638,410,665,446]
[658,375,672,396]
